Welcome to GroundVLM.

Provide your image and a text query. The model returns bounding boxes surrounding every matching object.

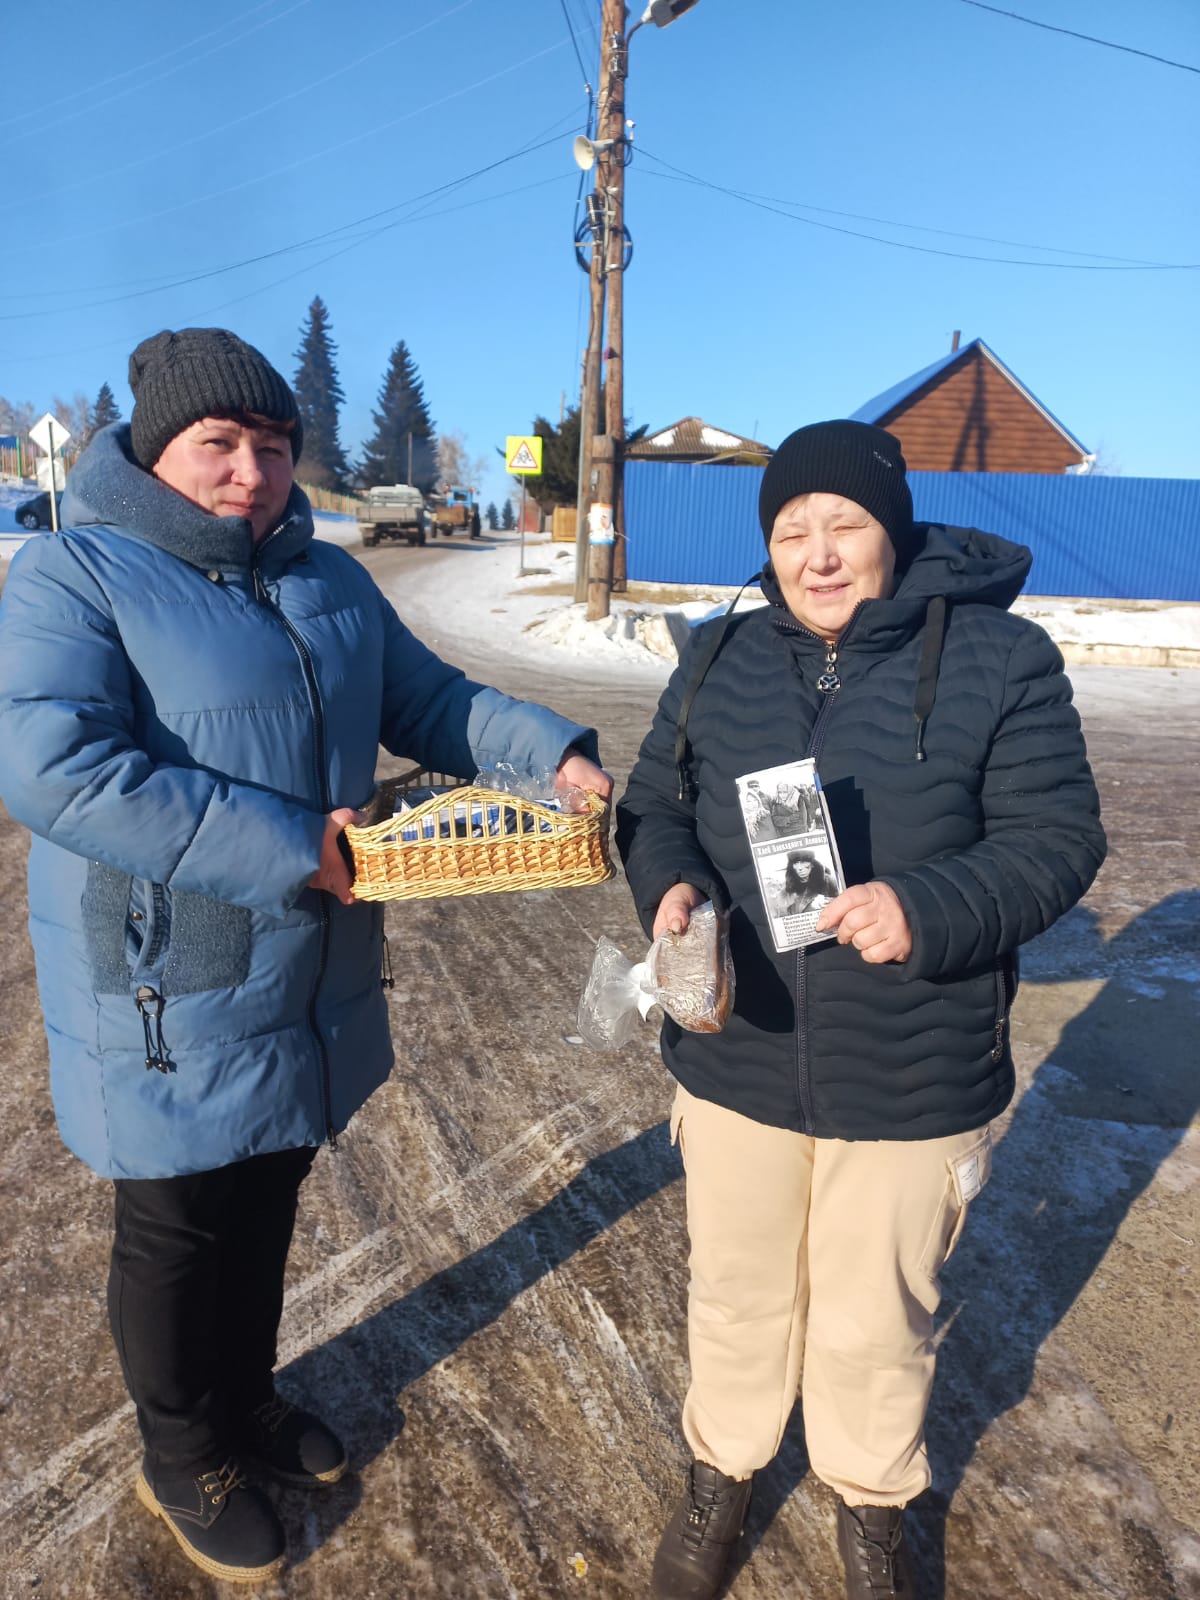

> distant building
[851,338,1092,474]
[627,416,773,466]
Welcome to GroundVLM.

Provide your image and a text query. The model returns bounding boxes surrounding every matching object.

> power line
[635,147,1199,271]
[5,1,476,219]
[2,37,573,261]
[186,173,575,323]
[957,1,1200,75]
[1,0,315,145]
[636,149,1185,269]
[557,0,592,89]
[0,0,296,131]
[4,104,584,305]
[0,136,573,325]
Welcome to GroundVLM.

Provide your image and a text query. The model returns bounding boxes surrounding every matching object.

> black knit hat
[128,327,302,469]
[758,420,913,557]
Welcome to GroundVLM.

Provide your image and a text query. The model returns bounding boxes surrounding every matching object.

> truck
[356,484,428,548]
[426,485,479,538]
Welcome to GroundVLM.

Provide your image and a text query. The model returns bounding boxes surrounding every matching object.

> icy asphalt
[0,528,1196,1599]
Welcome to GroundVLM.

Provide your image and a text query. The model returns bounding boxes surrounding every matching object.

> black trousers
[108,1145,317,1477]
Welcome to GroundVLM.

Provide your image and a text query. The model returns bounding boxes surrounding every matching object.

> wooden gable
[873,344,1088,474]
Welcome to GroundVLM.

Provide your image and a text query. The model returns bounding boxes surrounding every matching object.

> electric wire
[957,1,1200,75]
[2,37,574,264]
[2,0,315,145]
[0,135,574,325]
[5,1,477,220]
[637,149,1184,269]
[557,0,592,90]
[636,148,1199,271]
[0,0,299,132]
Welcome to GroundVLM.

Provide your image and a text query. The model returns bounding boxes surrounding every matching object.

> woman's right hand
[308,808,362,907]
[652,881,706,940]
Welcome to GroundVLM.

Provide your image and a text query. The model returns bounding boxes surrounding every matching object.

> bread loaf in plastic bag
[576,902,734,1050]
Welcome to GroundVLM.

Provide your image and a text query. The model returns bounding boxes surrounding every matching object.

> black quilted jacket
[616,524,1106,1140]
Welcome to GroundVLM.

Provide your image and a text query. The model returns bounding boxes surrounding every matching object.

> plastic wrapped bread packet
[576,901,735,1050]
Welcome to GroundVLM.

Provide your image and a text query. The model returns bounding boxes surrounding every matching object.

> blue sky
[2,0,1197,509]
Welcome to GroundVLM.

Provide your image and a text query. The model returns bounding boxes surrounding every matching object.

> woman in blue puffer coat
[0,327,610,1584]
[617,421,1105,1600]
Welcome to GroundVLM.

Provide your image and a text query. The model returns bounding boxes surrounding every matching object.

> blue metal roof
[849,349,965,425]
[850,338,1090,458]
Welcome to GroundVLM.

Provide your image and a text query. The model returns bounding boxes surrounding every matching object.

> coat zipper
[992,956,1015,1063]
[771,609,861,1136]
[790,683,841,1134]
[252,528,338,1149]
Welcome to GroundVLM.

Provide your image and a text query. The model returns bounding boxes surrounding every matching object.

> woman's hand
[816,881,912,964]
[307,807,362,907]
[653,882,706,940]
[555,749,613,801]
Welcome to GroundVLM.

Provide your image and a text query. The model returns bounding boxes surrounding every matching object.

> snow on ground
[4,486,1196,671]
[312,515,1200,674]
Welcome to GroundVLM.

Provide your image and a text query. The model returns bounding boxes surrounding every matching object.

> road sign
[30,412,71,456]
[506,435,543,474]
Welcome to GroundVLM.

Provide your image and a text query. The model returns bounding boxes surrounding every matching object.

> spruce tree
[87,382,121,442]
[485,501,499,530]
[293,297,350,490]
[500,498,515,530]
[358,340,438,494]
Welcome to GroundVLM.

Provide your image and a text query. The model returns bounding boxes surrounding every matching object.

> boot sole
[135,1473,286,1584]
[243,1452,348,1487]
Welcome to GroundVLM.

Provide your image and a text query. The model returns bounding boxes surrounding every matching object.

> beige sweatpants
[671,1083,992,1506]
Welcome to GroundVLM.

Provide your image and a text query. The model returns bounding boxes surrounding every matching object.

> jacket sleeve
[377,598,600,778]
[616,627,728,938]
[881,625,1106,980]
[0,539,326,917]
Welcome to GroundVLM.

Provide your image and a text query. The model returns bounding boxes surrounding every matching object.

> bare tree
[51,392,92,442]
[0,397,37,436]
[436,429,488,492]
[1088,440,1122,476]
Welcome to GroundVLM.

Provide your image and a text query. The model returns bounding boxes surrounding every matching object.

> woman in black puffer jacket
[617,421,1105,1600]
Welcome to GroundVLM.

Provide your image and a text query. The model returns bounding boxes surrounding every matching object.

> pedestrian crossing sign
[506,435,543,474]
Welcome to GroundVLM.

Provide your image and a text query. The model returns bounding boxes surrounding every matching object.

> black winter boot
[836,1499,917,1599]
[652,1460,753,1599]
[135,1457,285,1583]
[237,1393,348,1486]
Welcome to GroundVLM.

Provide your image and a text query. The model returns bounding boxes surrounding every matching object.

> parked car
[14,491,63,530]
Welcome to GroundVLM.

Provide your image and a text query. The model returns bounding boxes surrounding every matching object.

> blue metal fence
[624,462,1200,601]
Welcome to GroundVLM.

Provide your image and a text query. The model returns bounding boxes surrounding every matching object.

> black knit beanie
[758,420,913,558]
[128,327,302,469]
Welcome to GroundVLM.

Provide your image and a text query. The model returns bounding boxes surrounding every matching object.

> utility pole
[573,230,606,604]
[605,8,630,594]
[585,0,627,621]
[577,0,701,616]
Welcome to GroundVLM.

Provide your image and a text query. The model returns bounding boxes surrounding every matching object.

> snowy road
[0,533,1196,1598]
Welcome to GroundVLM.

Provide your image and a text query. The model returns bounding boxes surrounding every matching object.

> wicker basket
[345,776,614,902]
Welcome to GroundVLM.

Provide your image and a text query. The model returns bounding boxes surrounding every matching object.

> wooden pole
[586,433,616,621]
[603,0,628,595]
[574,265,605,603]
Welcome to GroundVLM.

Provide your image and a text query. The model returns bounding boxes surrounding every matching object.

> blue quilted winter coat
[617,525,1106,1141]
[0,425,598,1179]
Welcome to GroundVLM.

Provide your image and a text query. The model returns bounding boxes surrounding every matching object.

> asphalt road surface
[1,536,1196,1599]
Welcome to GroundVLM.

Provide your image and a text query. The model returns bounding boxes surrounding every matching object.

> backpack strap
[674,580,760,801]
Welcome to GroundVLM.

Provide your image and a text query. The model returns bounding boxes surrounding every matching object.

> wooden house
[850,338,1092,473]
[626,416,773,466]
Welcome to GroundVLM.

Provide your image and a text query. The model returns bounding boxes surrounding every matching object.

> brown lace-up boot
[836,1500,918,1599]
[651,1459,753,1599]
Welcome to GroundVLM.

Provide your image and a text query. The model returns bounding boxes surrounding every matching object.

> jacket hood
[62,422,314,572]
[896,522,1031,609]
